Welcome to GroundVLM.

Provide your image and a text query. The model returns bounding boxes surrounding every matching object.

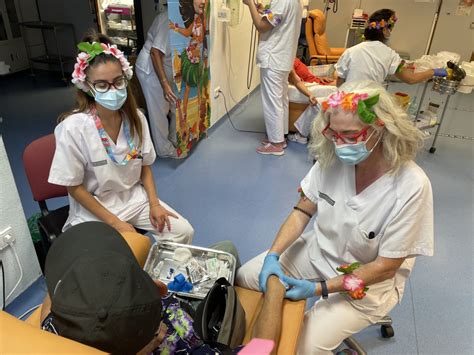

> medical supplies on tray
[144,241,237,299]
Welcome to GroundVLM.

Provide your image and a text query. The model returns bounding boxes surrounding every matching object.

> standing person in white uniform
[243,0,302,156]
[236,80,434,353]
[49,32,194,244]
[136,2,180,158]
[335,9,446,86]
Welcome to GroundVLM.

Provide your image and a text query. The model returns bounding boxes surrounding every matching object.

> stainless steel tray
[143,241,236,299]
[432,77,461,95]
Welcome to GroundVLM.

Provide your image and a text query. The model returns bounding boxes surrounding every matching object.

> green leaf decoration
[77,42,92,52]
[363,94,379,109]
[77,42,105,62]
[357,100,376,124]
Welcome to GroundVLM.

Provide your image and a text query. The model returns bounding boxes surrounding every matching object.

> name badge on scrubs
[318,191,335,206]
[91,159,108,167]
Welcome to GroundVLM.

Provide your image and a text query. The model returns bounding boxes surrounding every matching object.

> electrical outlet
[214,87,221,99]
[0,227,13,251]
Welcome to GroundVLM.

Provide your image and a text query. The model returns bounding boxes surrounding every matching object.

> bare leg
[252,275,286,353]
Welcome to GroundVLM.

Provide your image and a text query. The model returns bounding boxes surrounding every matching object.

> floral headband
[367,15,397,30]
[321,91,380,124]
[71,42,133,92]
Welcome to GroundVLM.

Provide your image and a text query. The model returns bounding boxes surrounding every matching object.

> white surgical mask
[92,88,127,111]
[334,129,383,165]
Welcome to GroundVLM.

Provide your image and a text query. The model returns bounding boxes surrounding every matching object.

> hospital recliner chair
[1,232,307,354]
[306,9,345,65]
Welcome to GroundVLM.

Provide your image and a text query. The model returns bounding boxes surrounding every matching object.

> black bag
[194,277,246,349]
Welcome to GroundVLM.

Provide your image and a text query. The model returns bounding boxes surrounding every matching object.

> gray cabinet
[0,0,28,73]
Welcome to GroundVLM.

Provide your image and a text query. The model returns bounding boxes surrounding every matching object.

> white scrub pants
[136,65,177,157]
[294,105,319,138]
[128,200,194,244]
[236,237,398,354]
[260,68,290,143]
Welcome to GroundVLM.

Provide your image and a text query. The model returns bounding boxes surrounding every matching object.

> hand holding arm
[259,196,317,292]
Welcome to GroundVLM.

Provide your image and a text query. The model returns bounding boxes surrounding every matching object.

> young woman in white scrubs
[236,80,434,353]
[243,0,302,156]
[49,32,194,244]
[335,9,447,86]
[136,2,180,159]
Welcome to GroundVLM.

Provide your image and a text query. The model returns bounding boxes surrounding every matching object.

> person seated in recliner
[40,222,287,354]
[287,58,336,145]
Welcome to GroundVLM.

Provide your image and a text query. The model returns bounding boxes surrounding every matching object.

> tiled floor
[1,71,473,354]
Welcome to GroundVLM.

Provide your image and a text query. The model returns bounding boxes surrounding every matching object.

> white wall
[309,0,473,61]
[209,3,260,125]
[0,136,42,306]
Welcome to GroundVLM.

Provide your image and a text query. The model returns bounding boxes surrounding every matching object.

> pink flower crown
[321,91,381,124]
[71,42,133,92]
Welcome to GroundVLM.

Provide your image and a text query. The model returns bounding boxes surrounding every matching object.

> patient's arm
[40,293,52,323]
[252,275,286,353]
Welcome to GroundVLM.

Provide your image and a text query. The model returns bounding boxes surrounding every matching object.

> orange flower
[348,288,366,300]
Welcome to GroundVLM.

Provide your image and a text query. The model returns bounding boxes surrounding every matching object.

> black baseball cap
[44,222,162,354]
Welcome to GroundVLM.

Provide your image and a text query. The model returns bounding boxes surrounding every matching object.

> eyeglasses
[321,123,374,144]
[87,76,128,93]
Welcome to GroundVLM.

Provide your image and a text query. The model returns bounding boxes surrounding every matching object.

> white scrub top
[335,41,402,83]
[48,110,156,230]
[300,160,433,307]
[136,10,172,75]
[257,0,302,72]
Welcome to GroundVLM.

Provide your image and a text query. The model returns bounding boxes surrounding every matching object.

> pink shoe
[261,137,287,148]
[256,143,285,156]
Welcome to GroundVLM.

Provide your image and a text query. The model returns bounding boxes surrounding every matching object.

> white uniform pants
[127,200,194,244]
[260,68,290,143]
[294,105,320,138]
[136,65,177,157]
[236,237,398,354]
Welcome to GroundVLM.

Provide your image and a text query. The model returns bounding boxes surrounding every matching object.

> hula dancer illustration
[169,0,210,154]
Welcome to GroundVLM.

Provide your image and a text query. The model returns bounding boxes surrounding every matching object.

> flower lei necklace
[92,108,142,165]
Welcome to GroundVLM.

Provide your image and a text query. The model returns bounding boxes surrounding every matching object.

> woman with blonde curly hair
[237,81,434,353]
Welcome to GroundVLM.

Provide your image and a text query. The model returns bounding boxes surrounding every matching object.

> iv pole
[414,0,443,122]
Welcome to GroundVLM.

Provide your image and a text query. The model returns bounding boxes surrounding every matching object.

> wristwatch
[320,280,328,299]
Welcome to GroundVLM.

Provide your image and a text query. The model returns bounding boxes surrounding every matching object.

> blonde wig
[309,80,425,173]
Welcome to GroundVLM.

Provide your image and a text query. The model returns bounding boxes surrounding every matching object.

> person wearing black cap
[40,222,288,354]
[40,221,163,354]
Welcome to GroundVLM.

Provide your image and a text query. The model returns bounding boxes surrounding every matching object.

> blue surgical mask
[93,88,127,111]
[334,131,383,165]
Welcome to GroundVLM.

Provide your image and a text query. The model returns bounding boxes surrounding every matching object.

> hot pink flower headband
[71,42,133,92]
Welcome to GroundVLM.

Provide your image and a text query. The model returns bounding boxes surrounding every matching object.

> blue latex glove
[433,68,447,77]
[283,276,316,300]
[258,252,284,292]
